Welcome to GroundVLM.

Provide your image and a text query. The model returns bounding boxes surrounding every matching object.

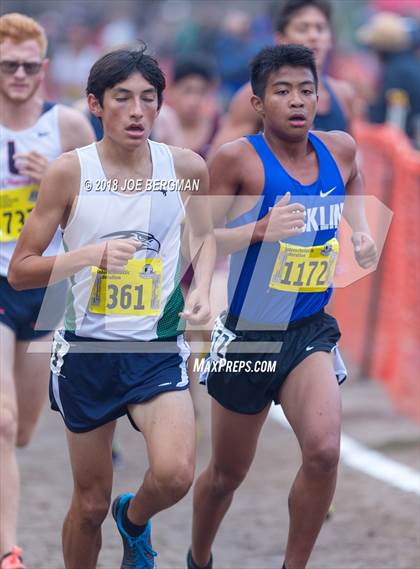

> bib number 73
[0,185,38,242]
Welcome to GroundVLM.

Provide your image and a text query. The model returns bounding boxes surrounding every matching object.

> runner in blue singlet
[187,44,377,569]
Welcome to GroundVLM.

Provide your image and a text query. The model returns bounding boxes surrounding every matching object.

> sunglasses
[0,60,43,75]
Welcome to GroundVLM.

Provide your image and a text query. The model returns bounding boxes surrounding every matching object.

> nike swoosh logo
[320,186,336,198]
[306,345,315,351]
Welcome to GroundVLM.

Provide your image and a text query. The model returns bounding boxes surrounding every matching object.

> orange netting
[331,121,420,422]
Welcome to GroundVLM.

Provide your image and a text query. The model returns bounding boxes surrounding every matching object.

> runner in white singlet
[8,46,215,568]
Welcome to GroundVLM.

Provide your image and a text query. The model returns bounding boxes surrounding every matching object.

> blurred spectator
[372,0,420,16]
[50,22,100,103]
[100,8,138,50]
[357,11,420,145]
[215,10,265,101]
[150,104,182,146]
[154,55,220,157]
[172,20,202,55]
[166,3,221,59]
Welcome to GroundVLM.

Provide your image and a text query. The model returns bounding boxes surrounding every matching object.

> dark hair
[173,55,217,84]
[86,45,166,108]
[275,0,332,33]
[250,44,318,98]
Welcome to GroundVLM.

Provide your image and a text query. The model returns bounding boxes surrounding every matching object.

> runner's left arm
[342,136,378,269]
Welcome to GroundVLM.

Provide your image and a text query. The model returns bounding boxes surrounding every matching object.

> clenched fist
[351,232,377,269]
[14,151,49,183]
[179,287,211,325]
[95,239,139,272]
[257,192,306,242]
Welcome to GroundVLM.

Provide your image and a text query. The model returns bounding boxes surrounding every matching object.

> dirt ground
[17,371,419,569]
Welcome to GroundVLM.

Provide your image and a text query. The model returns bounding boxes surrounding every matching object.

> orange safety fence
[330,121,420,422]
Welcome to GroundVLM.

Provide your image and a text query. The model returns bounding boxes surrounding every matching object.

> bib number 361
[88,258,162,316]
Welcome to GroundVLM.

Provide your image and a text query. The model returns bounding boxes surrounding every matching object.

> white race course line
[269,406,420,496]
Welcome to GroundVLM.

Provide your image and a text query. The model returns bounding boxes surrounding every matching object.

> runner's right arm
[8,153,137,290]
[209,141,305,256]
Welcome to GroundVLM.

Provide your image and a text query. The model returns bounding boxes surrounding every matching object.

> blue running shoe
[112,493,157,569]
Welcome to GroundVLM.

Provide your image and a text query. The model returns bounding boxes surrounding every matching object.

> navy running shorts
[0,276,66,340]
[205,309,347,415]
[49,329,191,433]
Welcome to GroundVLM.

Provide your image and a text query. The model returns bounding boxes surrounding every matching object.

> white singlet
[62,140,186,340]
[0,103,62,275]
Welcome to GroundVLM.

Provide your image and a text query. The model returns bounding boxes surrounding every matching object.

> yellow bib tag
[269,238,339,293]
[88,258,162,316]
[0,185,38,242]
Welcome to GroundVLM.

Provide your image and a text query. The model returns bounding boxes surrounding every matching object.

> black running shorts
[206,310,345,415]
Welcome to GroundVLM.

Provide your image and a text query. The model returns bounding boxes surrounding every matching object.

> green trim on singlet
[156,255,185,338]
[62,239,76,332]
